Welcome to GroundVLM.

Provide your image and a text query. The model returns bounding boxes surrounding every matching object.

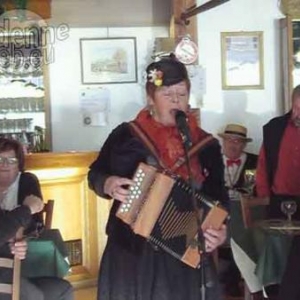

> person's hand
[9,239,28,260]
[203,224,227,253]
[104,175,135,203]
[23,195,44,214]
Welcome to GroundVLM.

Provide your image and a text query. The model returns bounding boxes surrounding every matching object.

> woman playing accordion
[88,56,229,300]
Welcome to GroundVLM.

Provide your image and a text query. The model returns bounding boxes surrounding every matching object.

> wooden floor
[74,286,97,300]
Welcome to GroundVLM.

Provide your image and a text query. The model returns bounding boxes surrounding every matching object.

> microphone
[175,110,192,149]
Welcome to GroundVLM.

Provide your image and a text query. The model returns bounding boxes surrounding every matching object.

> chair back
[240,195,269,228]
[43,199,54,230]
[0,227,23,300]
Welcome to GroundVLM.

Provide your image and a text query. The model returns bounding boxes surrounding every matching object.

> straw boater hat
[218,124,252,142]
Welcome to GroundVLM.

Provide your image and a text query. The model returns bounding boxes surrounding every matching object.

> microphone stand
[180,135,208,300]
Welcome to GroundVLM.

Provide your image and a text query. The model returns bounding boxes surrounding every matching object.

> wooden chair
[220,194,270,300]
[240,195,270,228]
[239,194,270,300]
[42,199,54,230]
[0,227,23,300]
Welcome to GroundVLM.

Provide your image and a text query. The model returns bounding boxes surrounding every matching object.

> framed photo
[221,31,264,89]
[80,37,137,84]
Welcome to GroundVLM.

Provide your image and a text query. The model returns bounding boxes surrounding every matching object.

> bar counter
[24,151,110,288]
[25,151,98,170]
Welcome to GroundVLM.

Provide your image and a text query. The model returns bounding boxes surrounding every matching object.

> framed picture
[221,31,264,89]
[80,37,137,84]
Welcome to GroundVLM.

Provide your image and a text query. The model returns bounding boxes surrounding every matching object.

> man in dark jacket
[256,84,300,300]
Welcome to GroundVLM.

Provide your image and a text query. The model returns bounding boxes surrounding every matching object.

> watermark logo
[0,9,70,76]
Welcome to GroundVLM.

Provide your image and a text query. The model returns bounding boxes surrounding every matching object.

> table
[229,201,294,293]
[22,229,70,278]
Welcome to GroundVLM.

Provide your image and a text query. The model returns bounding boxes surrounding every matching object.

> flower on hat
[148,68,163,87]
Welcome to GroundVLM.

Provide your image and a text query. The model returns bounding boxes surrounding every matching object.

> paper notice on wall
[79,87,110,126]
[187,65,206,96]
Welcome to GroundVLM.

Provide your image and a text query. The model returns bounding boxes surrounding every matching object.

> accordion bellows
[116,163,228,268]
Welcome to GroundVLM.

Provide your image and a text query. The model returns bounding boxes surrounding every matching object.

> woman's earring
[148,105,155,117]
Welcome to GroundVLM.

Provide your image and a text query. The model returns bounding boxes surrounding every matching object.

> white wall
[49,0,285,153]
[49,27,168,151]
[197,0,284,154]
[50,0,171,27]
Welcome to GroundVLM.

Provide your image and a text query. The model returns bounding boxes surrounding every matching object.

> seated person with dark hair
[0,196,43,300]
[0,138,74,300]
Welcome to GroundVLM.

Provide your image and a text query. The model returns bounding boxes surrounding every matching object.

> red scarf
[134,109,207,184]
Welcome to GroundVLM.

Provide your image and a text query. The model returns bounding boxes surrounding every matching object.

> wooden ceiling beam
[181,0,230,23]
[171,0,197,42]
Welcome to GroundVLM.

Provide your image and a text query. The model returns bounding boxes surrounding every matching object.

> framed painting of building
[80,37,137,84]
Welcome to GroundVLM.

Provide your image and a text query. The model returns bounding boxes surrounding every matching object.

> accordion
[116,163,228,268]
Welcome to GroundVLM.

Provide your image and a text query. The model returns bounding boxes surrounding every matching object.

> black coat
[0,172,43,257]
[263,112,291,188]
[234,152,258,189]
[88,122,228,300]
[0,206,31,247]
[18,172,44,232]
[88,122,228,251]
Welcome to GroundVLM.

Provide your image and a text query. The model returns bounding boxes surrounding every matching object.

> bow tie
[226,158,241,167]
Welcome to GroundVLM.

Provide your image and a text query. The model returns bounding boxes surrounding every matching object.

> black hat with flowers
[146,55,189,87]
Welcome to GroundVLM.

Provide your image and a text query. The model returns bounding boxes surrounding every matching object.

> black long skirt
[97,238,223,300]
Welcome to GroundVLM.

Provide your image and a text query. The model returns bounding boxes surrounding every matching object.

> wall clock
[175,36,198,65]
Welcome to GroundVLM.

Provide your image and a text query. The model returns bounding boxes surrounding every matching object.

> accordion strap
[129,121,215,173]
[170,135,215,172]
[129,121,167,169]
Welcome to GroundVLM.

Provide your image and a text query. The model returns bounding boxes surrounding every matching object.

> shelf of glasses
[0,118,33,133]
[0,131,48,153]
[0,97,45,113]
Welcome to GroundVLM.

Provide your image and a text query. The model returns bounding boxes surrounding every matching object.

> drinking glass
[243,169,256,195]
[281,201,297,225]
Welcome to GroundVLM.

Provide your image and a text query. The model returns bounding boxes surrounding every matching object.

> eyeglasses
[0,157,18,165]
[224,137,246,144]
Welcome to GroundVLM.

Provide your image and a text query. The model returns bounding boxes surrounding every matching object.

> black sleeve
[246,153,258,169]
[0,206,31,247]
[18,172,43,202]
[18,172,44,233]
[199,139,229,211]
[88,123,149,198]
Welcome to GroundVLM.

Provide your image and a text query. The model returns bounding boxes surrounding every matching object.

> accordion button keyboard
[116,162,159,226]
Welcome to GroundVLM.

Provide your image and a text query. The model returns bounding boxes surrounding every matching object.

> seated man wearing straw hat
[218,124,258,200]
[218,124,258,297]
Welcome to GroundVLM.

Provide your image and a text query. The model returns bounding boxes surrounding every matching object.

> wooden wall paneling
[26,152,100,287]
[95,195,111,262]
[279,15,300,112]
[39,174,86,241]
[171,0,197,42]
[34,169,99,285]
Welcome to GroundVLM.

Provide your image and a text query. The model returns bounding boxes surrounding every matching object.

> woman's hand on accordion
[104,175,135,202]
[203,224,227,253]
